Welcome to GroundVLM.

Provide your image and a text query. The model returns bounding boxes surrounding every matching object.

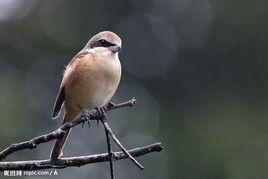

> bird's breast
[64,53,121,111]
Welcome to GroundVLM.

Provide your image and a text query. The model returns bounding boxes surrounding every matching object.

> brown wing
[52,49,90,119]
[52,86,65,119]
[68,50,89,66]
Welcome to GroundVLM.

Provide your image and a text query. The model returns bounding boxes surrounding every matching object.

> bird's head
[87,31,122,53]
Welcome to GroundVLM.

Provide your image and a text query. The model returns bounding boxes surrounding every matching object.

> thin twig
[103,121,115,179]
[107,98,137,110]
[103,121,144,170]
[0,143,163,171]
[0,98,137,161]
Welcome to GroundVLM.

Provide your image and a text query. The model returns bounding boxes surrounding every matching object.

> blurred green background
[0,0,267,178]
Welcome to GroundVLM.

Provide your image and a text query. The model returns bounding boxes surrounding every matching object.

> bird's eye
[99,39,107,44]
[97,39,115,47]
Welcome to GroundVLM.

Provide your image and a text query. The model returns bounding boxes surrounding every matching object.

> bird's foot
[103,101,115,111]
[80,111,91,129]
[95,107,107,126]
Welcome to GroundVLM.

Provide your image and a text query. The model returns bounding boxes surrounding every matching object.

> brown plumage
[50,31,122,161]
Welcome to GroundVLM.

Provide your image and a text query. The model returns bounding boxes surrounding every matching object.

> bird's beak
[109,45,121,53]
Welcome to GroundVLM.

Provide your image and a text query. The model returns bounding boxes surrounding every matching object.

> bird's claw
[96,107,107,118]
[80,111,91,129]
[105,102,115,110]
[81,120,91,129]
[95,107,107,126]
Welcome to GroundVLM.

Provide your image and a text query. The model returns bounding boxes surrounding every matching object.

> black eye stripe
[90,39,116,48]
[99,40,115,47]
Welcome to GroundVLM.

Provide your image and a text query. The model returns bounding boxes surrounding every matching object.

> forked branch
[0,98,137,161]
[0,98,164,174]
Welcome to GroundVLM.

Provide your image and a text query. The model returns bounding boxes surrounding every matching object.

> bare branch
[0,98,137,161]
[0,129,65,161]
[0,143,163,171]
[0,97,164,176]
[102,121,144,170]
[103,119,115,179]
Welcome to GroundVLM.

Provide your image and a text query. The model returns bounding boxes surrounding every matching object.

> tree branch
[103,118,115,179]
[0,143,163,171]
[0,97,164,175]
[0,98,137,161]
[102,121,144,170]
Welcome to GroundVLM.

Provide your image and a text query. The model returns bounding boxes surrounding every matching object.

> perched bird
[50,31,122,161]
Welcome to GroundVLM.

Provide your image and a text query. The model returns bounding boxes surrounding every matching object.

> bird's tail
[50,108,79,161]
[50,126,71,161]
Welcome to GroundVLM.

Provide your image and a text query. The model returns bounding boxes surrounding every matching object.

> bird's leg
[95,107,107,126]
[103,101,116,112]
[80,111,91,129]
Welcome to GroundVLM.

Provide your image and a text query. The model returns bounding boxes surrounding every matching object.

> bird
[50,31,122,161]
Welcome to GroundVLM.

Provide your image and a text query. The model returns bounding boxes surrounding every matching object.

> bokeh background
[0,0,267,178]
